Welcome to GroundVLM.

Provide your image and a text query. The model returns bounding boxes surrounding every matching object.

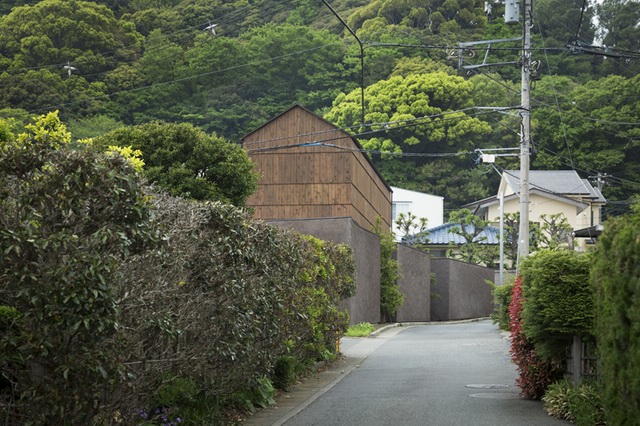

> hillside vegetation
[1,0,639,210]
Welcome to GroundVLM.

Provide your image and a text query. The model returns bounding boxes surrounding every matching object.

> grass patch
[344,322,375,337]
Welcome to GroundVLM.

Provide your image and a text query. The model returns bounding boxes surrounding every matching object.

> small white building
[391,186,444,241]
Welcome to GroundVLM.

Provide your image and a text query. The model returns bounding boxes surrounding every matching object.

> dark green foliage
[273,355,297,391]
[591,202,640,425]
[374,218,404,322]
[0,113,159,424]
[0,113,357,423]
[491,280,514,331]
[111,193,356,419]
[520,250,593,362]
[93,121,258,205]
[543,379,605,426]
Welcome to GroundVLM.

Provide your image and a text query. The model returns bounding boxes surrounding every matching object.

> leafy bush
[374,218,404,322]
[509,276,562,399]
[0,112,159,424]
[345,322,376,337]
[109,193,356,418]
[543,380,605,425]
[0,113,357,424]
[490,277,514,331]
[591,201,640,425]
[273,356,297,391]
[520,250,594,361]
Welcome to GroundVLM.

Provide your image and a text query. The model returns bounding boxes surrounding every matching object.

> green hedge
[591,203,640,425]
[1,113,160,424]
[0,114,357,424]
[520,249,593,362]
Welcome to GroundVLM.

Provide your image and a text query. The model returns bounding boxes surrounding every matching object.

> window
[392,202,412,221]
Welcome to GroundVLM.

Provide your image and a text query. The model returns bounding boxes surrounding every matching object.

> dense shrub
[490,277,514,331]
[0,113,159,424]
[109,193,356,421]
[591,202,640,425]
[1,113,357,424]
[520,250,594,361]
[509,276,562,399]
[374,219,404,322]
[543,380,605,425]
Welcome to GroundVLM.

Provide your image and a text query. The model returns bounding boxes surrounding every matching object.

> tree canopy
[0,0,638,211]
[93,121,259,205]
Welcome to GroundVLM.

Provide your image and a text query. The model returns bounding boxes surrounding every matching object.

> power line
[536,16,575,169]
[0,0,293,78]
[242,107,521,147]
[11,42,347,115]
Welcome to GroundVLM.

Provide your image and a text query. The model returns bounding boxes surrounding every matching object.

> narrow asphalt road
[275,320,569,426]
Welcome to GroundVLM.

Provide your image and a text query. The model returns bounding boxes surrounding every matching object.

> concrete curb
[369,317,492,337]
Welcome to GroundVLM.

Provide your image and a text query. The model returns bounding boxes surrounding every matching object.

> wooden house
[242,105,392,230]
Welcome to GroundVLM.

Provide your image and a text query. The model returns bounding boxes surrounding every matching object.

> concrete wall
[430,258,494,321]
[395,244,431,322]
[267,217,380,325]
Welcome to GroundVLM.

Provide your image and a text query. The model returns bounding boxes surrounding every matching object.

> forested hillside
[1,0,639,212]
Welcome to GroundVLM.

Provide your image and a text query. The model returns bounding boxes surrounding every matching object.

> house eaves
[406,222,500,246]
[464,188,589,217]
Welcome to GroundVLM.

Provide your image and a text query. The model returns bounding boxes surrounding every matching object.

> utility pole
[517,0,533,262]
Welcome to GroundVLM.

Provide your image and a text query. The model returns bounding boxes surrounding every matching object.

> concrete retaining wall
[395,244,431,322]
[430,258,494,321]
[267,217,380,325]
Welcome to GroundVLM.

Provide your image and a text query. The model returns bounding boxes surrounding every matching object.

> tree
[327,72,492,154]
[0,0,142,73]
[596,0,640,77]
[93,121,258,205]
[539,213,573,250]
[447,208,498,266]
[395,212,429,244]
[532,74,640,203]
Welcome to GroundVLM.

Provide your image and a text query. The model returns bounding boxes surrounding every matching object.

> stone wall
[430,258,494,321]
[395,244,431,322]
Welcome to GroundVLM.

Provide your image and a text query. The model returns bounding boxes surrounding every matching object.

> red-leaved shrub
[509,276,561,399]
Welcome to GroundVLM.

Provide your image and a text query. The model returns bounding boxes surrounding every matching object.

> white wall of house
[391,186,443,241]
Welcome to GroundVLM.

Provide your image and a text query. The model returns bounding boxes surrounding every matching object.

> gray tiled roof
[406,222,500,245]
[504,170,594,196]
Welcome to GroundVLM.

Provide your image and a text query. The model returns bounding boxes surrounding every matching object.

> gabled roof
[405,222,500,246]
[241,104,392,191]
[503,170,605,202]
[463,188,590,217]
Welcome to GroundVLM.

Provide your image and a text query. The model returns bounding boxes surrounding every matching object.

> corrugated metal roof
[406,222,500,246]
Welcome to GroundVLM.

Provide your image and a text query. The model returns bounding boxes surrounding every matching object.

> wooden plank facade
[242,105,392,230]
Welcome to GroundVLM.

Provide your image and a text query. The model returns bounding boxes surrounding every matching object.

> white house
[391,186,444,241]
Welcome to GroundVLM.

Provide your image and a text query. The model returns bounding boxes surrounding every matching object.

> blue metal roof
[406,222,500,246]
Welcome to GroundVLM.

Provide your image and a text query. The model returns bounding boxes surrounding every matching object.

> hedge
[520,250,594,362]
[0,114,357,425]
[591,202,640,425]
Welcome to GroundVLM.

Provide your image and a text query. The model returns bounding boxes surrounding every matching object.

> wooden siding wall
[243,106,392,230]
